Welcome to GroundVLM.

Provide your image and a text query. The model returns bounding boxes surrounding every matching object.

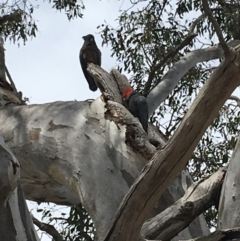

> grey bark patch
[48,120,70,132]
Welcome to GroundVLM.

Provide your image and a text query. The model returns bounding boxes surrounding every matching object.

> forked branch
[202,0,229,55]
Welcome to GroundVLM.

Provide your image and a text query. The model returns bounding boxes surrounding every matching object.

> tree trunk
[0,98,209,240]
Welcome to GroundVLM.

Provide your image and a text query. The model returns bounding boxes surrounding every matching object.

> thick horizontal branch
[147,40,240,115]
[142,167,227,240]
[104,45,240,241]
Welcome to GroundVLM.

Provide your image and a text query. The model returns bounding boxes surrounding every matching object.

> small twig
[202,0,230,55]
[0,10,22,26]
[32,215,64,241]
[188,13,206,34]
[228,95,240,107]
[143,33,197,95]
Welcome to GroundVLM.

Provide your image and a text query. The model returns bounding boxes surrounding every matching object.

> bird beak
[82,36,86,40]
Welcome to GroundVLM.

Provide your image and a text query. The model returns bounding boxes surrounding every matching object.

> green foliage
[37,203,94,241]
[0,0,84,43]
[63,204,95,241]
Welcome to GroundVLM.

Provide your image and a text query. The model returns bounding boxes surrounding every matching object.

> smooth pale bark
[147,40,240,115]
[142,167,227,240]
[218,136,240,229]
[0,98,209,240]
[104,46,240,241]
[0,99,146,240]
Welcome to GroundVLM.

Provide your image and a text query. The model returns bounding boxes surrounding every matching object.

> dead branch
[202,0,229,55]
[106,101,156,159]
[142,167,227,240]
[104,46,240,241]
[32,215,63,241]
[87,64,122,103]
[110,69,131,94]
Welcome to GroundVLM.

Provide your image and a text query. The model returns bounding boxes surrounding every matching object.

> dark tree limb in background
[33,216,63,241]
[202,0,230,55]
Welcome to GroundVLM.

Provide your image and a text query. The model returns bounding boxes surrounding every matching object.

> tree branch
[188,13,206,34]
[228,95,240,107]
[147,40,240,115]
[141,166,227,240]
[143,33,197,95]
[0,11,22,26]
[106,100,156,159]
[143,9,218,96]
[202,0,230,55]
[32,215,63,241]
[104,46,240,241]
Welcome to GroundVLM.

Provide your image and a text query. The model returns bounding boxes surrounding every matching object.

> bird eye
[90,38,93,41]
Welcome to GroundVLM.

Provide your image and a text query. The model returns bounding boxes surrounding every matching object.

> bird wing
[129,93,149,133]
[79,46,98,91]
[81,46,101,65]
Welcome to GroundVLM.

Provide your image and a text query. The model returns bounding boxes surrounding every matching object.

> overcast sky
[5,0,126,104]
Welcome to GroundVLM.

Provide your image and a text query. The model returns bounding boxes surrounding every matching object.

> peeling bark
[0,98,209,240]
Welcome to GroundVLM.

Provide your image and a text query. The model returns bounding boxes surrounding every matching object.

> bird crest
[122,87,134,99]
